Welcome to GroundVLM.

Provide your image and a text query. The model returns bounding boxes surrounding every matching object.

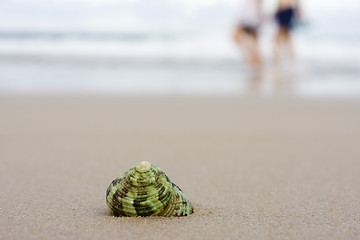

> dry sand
[0,95,360,240]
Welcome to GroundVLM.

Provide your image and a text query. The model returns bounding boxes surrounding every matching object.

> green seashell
[106,161,193,217]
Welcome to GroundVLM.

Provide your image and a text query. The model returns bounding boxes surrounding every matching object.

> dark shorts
[240,25,258,38]
[275,7,295,30]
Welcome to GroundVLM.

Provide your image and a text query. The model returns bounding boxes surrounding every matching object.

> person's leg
[250,34,262,67]
[273,28,283,63]
[234,27,252,63]
[283,30,295,60]
[233,27,243,45]
[234,28,247,58]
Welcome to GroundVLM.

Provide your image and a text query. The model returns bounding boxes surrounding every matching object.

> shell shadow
[96,207,113,217]
[96,202,219,219]
[189,202,220,217]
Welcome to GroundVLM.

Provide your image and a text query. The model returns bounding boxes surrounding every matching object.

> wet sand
[1,95,360,239]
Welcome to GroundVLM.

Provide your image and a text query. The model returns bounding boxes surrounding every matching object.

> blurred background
[0,0,359,97]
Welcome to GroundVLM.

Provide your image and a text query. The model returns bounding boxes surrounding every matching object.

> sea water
[0,28,359,97]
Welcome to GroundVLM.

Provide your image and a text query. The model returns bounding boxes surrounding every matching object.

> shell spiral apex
[106,162,193,217]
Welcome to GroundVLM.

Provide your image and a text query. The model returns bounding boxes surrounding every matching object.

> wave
[0,30,359,67]
[0,31,180,41]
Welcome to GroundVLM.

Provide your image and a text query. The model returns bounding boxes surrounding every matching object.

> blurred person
[273,0,301,62]
[234,0,263,68]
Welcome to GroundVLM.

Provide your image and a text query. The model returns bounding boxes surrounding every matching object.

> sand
[0,95,360,240]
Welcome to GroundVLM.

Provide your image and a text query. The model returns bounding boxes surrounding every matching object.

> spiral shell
[106,161,193,217]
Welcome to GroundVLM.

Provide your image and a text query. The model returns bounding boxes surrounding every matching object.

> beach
[1,95,360,239]
[1,0,360,238]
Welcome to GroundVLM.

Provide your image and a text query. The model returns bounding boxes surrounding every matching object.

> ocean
[0,28,359,97]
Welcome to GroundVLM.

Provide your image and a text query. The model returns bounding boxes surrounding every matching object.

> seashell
[106,161,193,217]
